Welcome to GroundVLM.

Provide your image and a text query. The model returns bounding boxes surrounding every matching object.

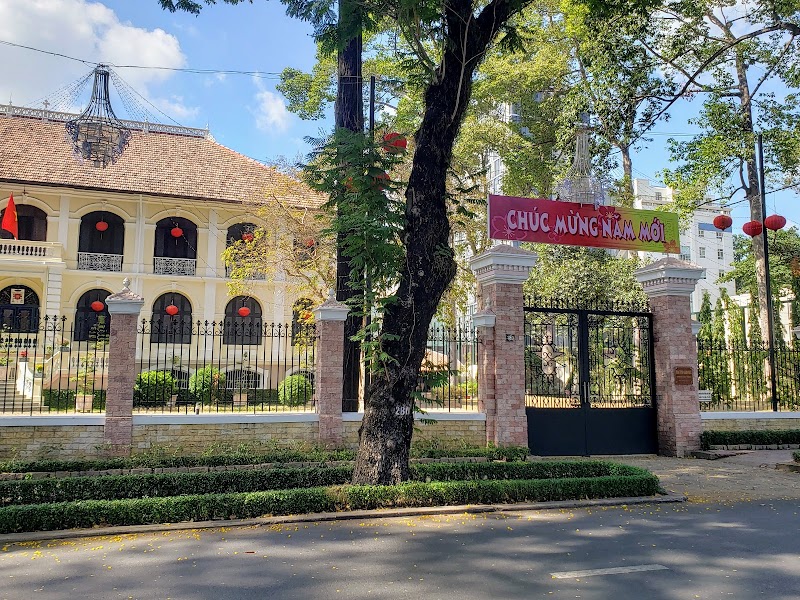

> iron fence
[135,319,316,413]
[697,340,800,412]
[415,323,479,412]
[0,316,108,414]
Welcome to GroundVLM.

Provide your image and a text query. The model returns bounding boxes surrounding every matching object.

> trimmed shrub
[278,374,313,407]
[133,371,175,407]
[189,366,229,404]
[247,388,279,405]
[793,451,800,463]
[43,389,76,410]
[0,466,660,534]
[700,429,800,449]
[0,461,647,507]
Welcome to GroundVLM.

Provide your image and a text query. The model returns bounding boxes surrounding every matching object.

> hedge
[0,468,659,534]
[700,429,800,449]
[0,461,638,506]
[793,451,800,463]
[0,445,530,475]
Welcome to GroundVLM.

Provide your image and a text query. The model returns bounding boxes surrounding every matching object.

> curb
[0,493,686,545]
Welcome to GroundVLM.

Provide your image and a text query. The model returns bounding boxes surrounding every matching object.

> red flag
[1,194,18,239]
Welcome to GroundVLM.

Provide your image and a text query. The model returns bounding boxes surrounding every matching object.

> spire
[553,118,606,208]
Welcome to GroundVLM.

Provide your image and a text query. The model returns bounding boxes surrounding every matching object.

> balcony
[0,239,63,263]
[77,252,123,272]
[155,256,197,276]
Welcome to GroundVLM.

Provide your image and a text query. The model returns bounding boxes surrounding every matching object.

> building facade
[0,104,321,399]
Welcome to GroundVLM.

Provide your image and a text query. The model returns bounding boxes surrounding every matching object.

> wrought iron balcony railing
[77,252,123,272]
[154,257,197,276]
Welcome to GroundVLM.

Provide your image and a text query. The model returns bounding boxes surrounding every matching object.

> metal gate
[524,298,656,455]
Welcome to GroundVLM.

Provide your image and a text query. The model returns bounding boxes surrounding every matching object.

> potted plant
[71,358,96,412]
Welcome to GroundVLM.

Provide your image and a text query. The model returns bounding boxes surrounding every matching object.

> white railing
[154,257,197,276]
[77,252,123,272]
[0,239,63,261]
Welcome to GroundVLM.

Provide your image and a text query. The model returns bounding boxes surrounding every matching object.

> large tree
[160,0,656,484]
[651,0,800,343]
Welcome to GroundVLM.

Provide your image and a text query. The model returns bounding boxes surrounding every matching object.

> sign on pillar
[469,245,537,447]
[635,258,705,457]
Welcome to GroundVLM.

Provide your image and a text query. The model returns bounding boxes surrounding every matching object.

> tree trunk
[335,0,364,411]
[352,0,521,485]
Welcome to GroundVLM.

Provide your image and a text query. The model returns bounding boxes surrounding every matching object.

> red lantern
[170,226,183,238]
[165,304,179,316]
[742,220,763,237]
[237,306,251,317]
[241,232,254,242]
[764,214,786,231]
[712,215,732,231]
[90,300,104,312]
[382,132,407,153]
[95,220,109,232]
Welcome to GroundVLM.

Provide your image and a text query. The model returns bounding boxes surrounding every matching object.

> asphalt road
[1,499,798,600]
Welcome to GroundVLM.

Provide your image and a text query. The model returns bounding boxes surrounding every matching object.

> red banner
[488,194,681,253]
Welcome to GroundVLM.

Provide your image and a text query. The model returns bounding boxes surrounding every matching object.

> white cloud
[252,82,291,134]
[0,0,195,121]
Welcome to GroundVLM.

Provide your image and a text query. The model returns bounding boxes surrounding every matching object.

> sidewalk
[616,451,800,503]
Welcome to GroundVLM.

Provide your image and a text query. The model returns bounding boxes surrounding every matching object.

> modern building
[633,178,735,313]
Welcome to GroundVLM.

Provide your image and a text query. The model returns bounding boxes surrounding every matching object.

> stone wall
[702,414,800,431]
[0,423,105,460]
[131,421,319,454]
[343,415,486,449]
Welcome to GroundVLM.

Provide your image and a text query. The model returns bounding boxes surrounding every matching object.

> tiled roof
[0,112,324,207]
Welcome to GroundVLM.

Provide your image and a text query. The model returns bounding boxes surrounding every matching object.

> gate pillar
[635,258,704,457]
[470,245,537,447]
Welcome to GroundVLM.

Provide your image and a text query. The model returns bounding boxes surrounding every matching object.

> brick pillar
[470,245,538,447]
[313,292,349,447]
[104,278,145,456]
[635,258,705,457]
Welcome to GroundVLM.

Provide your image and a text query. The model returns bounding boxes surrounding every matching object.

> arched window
[150,293,193,344]
[291,297,314,345]
[0,286,40,333]
[224,369,262,390]
[0,204,47,241]
[78,211,124,271]
[226,223,257,246]
[74,289,111,342]
[223,296,263,345]
[154,217,197,276]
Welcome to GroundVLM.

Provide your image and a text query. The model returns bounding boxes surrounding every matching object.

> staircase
[0,377,42,413]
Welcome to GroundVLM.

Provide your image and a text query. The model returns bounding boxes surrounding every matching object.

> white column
[206,209,219,278]
[57,195,70,246]
[43,265,65,318]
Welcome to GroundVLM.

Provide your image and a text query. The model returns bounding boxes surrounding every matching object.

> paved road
[2,498,799,600]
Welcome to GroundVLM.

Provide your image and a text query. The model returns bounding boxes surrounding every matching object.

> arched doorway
[74,289,111,342]
[0,285,40,332]
[223,296,263,345]
[150,293,193,344]
[0,204,47,241]
[78,211,125,271]
[154,217,197,276]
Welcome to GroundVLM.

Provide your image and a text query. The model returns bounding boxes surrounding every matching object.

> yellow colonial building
[0,104,322,405]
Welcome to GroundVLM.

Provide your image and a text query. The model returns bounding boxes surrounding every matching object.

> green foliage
[0,461,639,507]
[189,366,228,404]
[277,374,314,407]
[42,389,106,411]
[793,451,800,463]
[0,462,659,533]
[523,244,647,305]
[701,429,800,450]
[133,371,176,407]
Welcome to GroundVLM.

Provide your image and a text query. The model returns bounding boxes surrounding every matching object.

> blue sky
[0,0,797,231]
